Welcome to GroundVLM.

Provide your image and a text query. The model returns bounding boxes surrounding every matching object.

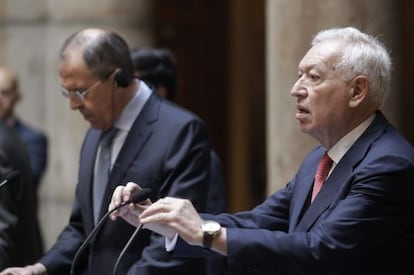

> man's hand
[0,263,47,275]
[109,182,148,227]
[109,184,227,254]
[139,197,204,246]
[108,182,176,238]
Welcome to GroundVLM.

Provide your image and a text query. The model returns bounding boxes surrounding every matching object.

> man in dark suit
[0,29,211,275]
[130,47,227,275]
[0,119,44,269]
[0,66,48,189]
[110,27,414,275]
[130,47,227,214]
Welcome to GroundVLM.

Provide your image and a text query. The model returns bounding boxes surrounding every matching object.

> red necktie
[311,153,333,202]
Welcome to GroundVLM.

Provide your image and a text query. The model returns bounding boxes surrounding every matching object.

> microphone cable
[70,188,152,275]
[112,224,144,275]
[0,170,20,189]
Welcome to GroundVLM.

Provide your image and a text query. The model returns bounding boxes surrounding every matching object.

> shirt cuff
[165,233,179,252]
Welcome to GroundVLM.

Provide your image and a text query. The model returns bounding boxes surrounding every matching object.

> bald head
[0,66,20,120]
[60,29,104,60]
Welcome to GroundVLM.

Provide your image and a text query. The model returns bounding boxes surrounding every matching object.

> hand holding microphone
[109,182,177,239]
[70,186,152,275]
[109,182,152,226]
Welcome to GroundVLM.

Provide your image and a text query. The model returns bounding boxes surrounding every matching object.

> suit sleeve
[224,155,414,275]
[39,186,86,274]
[171,151,414,275]
[171,179,293,258]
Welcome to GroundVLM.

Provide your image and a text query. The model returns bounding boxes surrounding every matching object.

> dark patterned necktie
[93,127,118,224]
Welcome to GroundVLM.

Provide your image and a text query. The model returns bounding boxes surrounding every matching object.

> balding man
[111,27,414,275]
[0,29,211,275]
[0,67,48,190]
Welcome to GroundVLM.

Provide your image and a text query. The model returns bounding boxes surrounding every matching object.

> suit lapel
[79,128,101,231]
[289,150,321,231]
[294,111,389,232]
[99,94,160,216]
[295,155,354,231]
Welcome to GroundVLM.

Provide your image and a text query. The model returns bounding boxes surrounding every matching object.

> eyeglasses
[60,79,103,101]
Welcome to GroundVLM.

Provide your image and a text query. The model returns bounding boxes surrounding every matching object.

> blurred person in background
[0,118,44,269]
[0,66,48,190]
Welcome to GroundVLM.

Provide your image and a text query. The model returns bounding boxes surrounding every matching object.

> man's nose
[69,97,82,110]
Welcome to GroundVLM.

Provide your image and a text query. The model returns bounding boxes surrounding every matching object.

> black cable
[0,170,20,188]
[70,188,152,275]
[112,224,144,275]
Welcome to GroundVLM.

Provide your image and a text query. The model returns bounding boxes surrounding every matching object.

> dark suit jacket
[12,118,48,189]
[40,93,211,275]
[177,111,414,275]
[0,120,44,269]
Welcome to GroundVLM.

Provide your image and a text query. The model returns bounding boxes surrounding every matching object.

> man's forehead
[58,55,91,86]
[60,49,87,70]
[299,41,343,70]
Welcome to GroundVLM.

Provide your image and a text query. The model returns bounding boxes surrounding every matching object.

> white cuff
[165,233,179,252]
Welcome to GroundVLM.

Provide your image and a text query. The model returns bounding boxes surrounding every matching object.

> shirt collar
[328,113,375,165]
[113,80,152,132]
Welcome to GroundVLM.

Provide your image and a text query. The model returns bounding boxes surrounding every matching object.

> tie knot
[100,127,118,146]
[315,153,333,181]
[311,152,333,202]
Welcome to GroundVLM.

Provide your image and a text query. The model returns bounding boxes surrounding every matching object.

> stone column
[0,0,155,249]
[266,0,402,193]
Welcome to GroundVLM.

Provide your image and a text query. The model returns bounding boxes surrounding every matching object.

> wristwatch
[201,220,222,250]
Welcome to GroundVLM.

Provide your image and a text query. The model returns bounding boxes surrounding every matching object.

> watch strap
[203,231,215,250]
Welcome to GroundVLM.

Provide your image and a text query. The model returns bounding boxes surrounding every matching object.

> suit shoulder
[159,99,205,123]
[14,119,47,141]
[374,125,414,159]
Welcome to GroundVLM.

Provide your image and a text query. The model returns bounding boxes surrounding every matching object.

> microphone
[0,170,20,189]
[70,188,152,275]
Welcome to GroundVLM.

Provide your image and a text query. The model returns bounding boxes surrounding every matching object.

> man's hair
[312,27,392,107]
[59,29,134,81]
[130,47,177,101]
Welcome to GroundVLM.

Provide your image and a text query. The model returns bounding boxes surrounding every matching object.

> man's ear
[114,68,132,88]
[349,75,369,108]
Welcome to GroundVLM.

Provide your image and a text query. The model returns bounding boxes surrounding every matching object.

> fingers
[139,197,205,245]
[139,197,172,222]
[109,182,142,220]
[0,266,34,275]
[123,182,143,202]
[109,186,125,211]
[139,197,191,225]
